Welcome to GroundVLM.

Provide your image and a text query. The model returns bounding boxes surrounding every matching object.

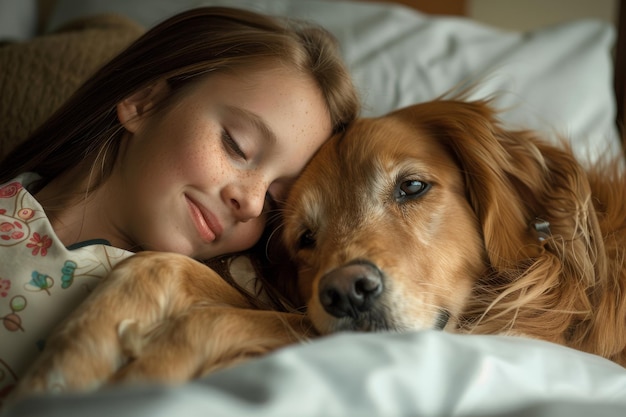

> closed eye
[221,129,247,160]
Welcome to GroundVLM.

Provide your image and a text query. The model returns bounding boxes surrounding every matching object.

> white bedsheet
[5,331,626,417]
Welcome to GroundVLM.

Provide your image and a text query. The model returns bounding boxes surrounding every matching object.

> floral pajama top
[0,174,133,403]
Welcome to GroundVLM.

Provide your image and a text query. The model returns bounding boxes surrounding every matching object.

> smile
[185,195,222,243]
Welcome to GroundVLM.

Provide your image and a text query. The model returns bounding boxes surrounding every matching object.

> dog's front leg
[10,252,201,399]
[109,307,314,385]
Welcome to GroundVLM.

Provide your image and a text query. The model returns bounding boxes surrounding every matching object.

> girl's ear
[116,80,170,133]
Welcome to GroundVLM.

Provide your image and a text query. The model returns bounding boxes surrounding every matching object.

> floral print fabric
[0,174,132,404]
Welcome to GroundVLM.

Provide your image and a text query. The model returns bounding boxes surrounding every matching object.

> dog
[281,98,626,366]
[9,251,313,400]
[10,98,626,401]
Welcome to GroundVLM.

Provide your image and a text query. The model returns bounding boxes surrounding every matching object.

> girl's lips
[185,195,223,243]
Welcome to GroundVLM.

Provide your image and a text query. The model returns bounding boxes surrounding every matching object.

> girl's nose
[224,182,266,222]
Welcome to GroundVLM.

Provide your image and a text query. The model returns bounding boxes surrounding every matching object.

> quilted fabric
[0,14,144,159]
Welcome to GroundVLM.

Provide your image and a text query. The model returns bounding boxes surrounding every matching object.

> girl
[0,6,359,399]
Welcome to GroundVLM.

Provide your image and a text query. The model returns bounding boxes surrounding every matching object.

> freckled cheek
[184,140,227,180]
[298,120,332,162]
[241,170,268,202]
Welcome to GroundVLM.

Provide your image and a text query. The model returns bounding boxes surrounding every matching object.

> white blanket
[6,331,626,417]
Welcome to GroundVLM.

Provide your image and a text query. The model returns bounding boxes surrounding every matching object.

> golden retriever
[281,98,626,366]
[9,251,313,400]
[10,98,626,402]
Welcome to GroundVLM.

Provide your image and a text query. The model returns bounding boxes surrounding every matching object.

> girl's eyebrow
[225,105,277,145]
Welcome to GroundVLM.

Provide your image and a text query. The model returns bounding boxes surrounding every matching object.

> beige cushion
[0,14,144,159]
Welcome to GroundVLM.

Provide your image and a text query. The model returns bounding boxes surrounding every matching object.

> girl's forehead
[201,67,327,119]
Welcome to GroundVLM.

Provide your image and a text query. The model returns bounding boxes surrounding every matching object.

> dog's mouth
[313,260,452,333]
[330,305,393,332]
[326,306,451,333]
[336,314,390,332]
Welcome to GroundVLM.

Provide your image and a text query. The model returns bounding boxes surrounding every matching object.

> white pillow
[46,0,620,161]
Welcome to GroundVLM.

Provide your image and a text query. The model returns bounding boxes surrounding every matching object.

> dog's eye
[298,229,316,250]
[395,179,430,202]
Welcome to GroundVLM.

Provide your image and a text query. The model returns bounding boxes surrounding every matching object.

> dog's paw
[8,363,70,404]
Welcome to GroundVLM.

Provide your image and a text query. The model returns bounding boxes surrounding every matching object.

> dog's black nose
[319,261,383,318]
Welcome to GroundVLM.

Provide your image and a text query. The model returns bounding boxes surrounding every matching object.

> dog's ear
[396,100,601,270]
[395,100,612,345]
[396,100,626,357]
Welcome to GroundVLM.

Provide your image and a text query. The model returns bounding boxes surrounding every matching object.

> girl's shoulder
[0,174,133,393]
[0,172,132,272]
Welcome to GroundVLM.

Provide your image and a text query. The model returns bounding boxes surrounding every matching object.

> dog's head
[283,98,603,338]
[282,100,494,333]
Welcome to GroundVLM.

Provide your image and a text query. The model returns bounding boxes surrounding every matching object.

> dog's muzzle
[318,260,383,320]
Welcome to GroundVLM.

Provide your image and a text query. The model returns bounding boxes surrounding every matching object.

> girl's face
[110,67,332,259]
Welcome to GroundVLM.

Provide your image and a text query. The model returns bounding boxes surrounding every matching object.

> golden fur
[10,251,312,400]
[282,99,626,366]
[11,98,626,401]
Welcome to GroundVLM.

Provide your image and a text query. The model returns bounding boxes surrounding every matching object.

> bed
[1,0,626,416]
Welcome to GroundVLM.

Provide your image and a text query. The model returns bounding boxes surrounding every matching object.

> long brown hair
[0,7,359,189]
